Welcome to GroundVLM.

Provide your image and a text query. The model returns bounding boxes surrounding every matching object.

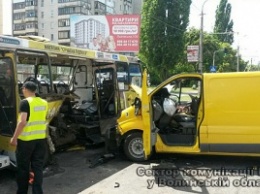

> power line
[143,0,203,33]
[150,16,186,32]
[190,1,201,12]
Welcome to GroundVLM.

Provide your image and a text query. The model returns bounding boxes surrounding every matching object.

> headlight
[183,116,192,121]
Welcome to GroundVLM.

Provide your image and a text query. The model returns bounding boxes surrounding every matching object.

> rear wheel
[124,132,145,162]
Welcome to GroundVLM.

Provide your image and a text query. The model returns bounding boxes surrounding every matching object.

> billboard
[70,15,140,52]
[187,45,199,62]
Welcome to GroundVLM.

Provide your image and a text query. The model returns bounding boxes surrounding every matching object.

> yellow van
[116,70,260,161]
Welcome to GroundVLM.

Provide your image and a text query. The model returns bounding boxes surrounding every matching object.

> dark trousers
[16,139,47,194]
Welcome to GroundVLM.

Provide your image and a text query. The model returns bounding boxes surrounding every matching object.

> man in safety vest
[10,81,48,194]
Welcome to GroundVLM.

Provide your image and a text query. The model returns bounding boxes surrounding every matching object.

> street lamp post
[212,49,223,69]
[212,32,240,72]
[212,50,218,67]
[199,0,209,73]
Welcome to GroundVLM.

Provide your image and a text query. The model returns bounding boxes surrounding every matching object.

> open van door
[141,69,157,159]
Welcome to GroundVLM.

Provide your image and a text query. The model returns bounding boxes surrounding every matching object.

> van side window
[171,78,201,112]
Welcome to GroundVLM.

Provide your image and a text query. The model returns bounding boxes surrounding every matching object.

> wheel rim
[128,137,143,158]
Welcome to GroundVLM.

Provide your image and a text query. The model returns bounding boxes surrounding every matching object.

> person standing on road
[10,81,48,194]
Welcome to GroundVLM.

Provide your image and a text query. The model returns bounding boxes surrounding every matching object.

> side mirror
[133,97,141,116]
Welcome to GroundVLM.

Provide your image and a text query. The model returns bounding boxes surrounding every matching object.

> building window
[50,22,54,29]
[58,31,70,39]
[58,0,77,3]
[51,34,54,41]
[26,22,37,29]
[25,0,37,6]
[58,19,70,27]
[41,0,44,7]
[26,10,37,18]
[42,23,44,29]
[13,2,25,10]
[51,10,54,18]
[14,12,25,20]
[58,7,76,15]
[41,12,44,18]
[14,24,25,31]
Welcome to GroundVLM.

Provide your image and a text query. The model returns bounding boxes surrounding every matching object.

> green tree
[184,28,220,72]
[244,63,260,72]
[214,0,234,44]
[140,0,191,85]
[184,28,247,73]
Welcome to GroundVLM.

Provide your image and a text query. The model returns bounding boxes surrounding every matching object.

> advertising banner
[70,15,140,52]
[187,45,199,62]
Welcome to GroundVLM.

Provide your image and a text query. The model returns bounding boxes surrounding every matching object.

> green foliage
[214,0,234,44]
[244,63,260,71]
[140,0,247,80]
[184,28,247,73]
[173,62,195,74]
[140,0,191,85]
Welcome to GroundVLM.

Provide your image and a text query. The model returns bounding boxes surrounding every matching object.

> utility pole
[198,0,209,73]
[235,32,242,72]
[236,45,240,72]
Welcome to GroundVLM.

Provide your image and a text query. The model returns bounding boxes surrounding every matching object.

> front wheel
[124,132,145,162]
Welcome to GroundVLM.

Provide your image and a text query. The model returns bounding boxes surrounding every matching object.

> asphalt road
[0,145,132,194]
[80,153,260,194]
[2,146,260,194]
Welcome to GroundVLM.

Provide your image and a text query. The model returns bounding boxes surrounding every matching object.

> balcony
[13,30,26,36]
[58,38,71,45]
[25,28,38,34]
[94,1,106,14]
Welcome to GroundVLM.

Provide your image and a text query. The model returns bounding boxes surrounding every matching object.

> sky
[190,0,260,63]
[2,0,260,63]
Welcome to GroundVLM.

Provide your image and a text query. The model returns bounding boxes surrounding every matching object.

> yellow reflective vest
[18,97,48,141]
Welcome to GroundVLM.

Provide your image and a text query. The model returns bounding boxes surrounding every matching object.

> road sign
[210,65,217,73]
[187,45,199,62]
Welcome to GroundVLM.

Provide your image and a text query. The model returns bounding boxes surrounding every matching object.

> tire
[124,132,145,162]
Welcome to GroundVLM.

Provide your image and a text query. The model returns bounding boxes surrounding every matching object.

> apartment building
[12,0,142,46]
